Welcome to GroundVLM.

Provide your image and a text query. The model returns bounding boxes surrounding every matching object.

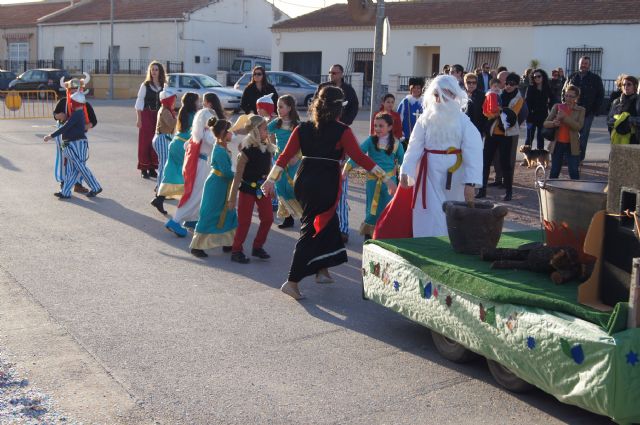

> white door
[139,47,150,73]
[80,42,94,73]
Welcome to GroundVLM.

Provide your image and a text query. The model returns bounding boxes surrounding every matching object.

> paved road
[0,100,613,424]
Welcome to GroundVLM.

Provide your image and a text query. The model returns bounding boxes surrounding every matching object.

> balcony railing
[1,59,183,75]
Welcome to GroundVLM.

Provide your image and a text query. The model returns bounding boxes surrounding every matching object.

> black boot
[222,246,232,253]
[149,169,158,178]
[503,190,513,201]
[475,188,487,199]
[251,247,271,259]
[191,248,208,258]
[141,170,150,179]
[150,196,167,214]
[231,251,250,264]
[278,216,294,229]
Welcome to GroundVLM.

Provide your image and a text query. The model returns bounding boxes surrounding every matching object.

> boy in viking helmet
[52,73,97,193]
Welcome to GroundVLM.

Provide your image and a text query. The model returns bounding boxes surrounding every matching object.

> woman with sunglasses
[524,69,552,150]
[240,66,278,115]
[607,75,639,145]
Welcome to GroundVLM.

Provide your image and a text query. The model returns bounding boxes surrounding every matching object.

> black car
[0,69,17,91]
[8,68,70,98]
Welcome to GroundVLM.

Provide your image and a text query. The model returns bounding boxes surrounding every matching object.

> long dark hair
[208,116,231,139]
[247,66,270,89]
[276,94,300,129]
[176,92,199,132]
[372,112,396,155]
[203,92,225,119]
[309,86,344,129]
[144,60,166,86]
[533,68,551,98]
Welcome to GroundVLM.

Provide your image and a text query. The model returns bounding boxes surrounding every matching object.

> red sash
[412,148,461,209]
[313,171,343,237]
[177,138,201,208]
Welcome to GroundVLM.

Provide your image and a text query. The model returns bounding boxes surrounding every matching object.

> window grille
[566,47,603,76]
[467,47,501,72]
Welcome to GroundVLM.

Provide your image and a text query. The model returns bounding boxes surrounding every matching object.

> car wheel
[431,330,479,363]
[304,95,313,109]
[486,359,533,393]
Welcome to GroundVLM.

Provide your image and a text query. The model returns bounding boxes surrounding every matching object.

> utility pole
[369,0,384,124]
[109,0,114,100]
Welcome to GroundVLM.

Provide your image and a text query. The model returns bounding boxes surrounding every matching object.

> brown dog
[519,145,550,168]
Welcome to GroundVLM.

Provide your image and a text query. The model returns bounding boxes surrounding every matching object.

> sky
[0,0,348,18]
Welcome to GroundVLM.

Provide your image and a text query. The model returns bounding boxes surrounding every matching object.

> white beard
[421,101,463,150]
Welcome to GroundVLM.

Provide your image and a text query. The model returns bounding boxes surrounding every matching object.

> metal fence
[0,59,183,75]
[0,90,57,120]
[398,76,434,92]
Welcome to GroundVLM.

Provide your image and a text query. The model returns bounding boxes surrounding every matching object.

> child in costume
[53,73,97,194]
[482,78,502,117]
[157,92,199,199]
[190,117,238,258]
[150,85,177,214]
[397,77,425,149]
[227,115,275,264]
[44,89,102,199]
[164,107,215,237]
[370,93,402,140]
[266,95,302,229]
[343,112,402,239]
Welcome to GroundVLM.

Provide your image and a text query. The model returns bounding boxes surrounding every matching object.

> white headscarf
[191,108,214,144]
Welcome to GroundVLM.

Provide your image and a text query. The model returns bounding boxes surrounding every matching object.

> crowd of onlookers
[428,56,639,201]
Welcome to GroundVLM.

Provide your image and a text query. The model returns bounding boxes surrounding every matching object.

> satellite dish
[347,0,375,24]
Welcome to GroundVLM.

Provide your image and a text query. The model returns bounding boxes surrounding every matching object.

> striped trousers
[55,134,83,186]
[152,133,172,192]
[60,139,101,197]
[337,175,349,235]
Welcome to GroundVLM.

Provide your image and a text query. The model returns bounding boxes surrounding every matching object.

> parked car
[234,71,318,108]
[167,73,242,112]
[228,55,271,85]
[8,68,69,98]
[0,70,17,91]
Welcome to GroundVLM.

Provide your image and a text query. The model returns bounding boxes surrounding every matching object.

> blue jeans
[578,113,595,162]
[525,123,545,150]
[550,143,580,180]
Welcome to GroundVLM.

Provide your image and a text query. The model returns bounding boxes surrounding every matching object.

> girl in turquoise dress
[158,92,199,198]
[266,95,302,228]
[343,112,404,239]
[190,117,238,258]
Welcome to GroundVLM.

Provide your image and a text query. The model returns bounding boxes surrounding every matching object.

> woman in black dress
[262,86,385,300]
[240,66,278,115]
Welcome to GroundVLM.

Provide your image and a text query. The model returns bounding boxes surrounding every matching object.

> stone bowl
[443,200,509,255]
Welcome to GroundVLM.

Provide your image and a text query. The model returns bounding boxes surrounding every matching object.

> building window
[8,42,28,72]
[467,47,501,72]
[566,47,603,76]
[218,48,243,72]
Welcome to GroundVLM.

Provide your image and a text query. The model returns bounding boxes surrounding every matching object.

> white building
[271,1,639,88]
[37,0,288,75]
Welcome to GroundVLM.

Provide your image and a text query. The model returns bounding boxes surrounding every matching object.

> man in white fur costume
[396,75,483,238]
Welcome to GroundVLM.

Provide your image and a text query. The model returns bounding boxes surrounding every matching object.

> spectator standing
[524,69,552,150]
[544,85,585,179]
[450,64,466,89]
[549,69,563,106]
[313,64,360,243]
[397,77,425,149]
[464,73,486,135]
[609,74,625,106]
[520,68,533,96]
[563,56,604,162]
[607,75,639,145]
[477,62,492,93]
[135,61,166,179]
[240,66,278,115]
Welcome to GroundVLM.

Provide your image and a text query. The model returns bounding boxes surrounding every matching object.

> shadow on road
[0,155,21,172]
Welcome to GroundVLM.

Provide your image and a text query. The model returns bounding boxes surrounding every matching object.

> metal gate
[0,90,57,119]
[218,48,243,72]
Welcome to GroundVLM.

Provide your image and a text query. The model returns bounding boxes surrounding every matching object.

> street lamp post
[109,0,114,100]
[369,0,384,124]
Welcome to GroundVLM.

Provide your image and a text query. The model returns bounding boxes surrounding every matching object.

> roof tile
[0,2,70,29]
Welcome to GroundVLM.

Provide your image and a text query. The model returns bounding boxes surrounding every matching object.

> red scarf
[66,90,90,124]
[161,96,177,118]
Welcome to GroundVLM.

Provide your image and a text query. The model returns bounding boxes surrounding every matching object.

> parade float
[362,145,640,424]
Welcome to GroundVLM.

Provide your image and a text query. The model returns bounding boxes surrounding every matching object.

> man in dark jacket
[314,64,359,125]
[563,56,604,161]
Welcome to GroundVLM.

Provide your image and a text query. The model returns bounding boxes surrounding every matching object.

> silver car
[168,73,242,111]
[233,71,318,108]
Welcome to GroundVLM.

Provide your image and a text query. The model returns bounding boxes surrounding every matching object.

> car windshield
[196,75,222,88]
[50,70,70,79]
[237,74,250,86]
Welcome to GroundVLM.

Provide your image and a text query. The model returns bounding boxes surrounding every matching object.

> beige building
[0,1,69,72]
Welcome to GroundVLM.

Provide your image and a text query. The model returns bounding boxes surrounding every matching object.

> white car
[168,73,242,111]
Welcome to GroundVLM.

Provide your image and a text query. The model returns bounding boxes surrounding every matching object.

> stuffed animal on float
[480,244,584,284]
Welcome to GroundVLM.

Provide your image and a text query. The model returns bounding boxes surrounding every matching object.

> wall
[38,21,179,64]
[272,25,534,83]
[90,73,142,99]
[1,27,39,62]
[183,0,285,75]
[532,23,640,80]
